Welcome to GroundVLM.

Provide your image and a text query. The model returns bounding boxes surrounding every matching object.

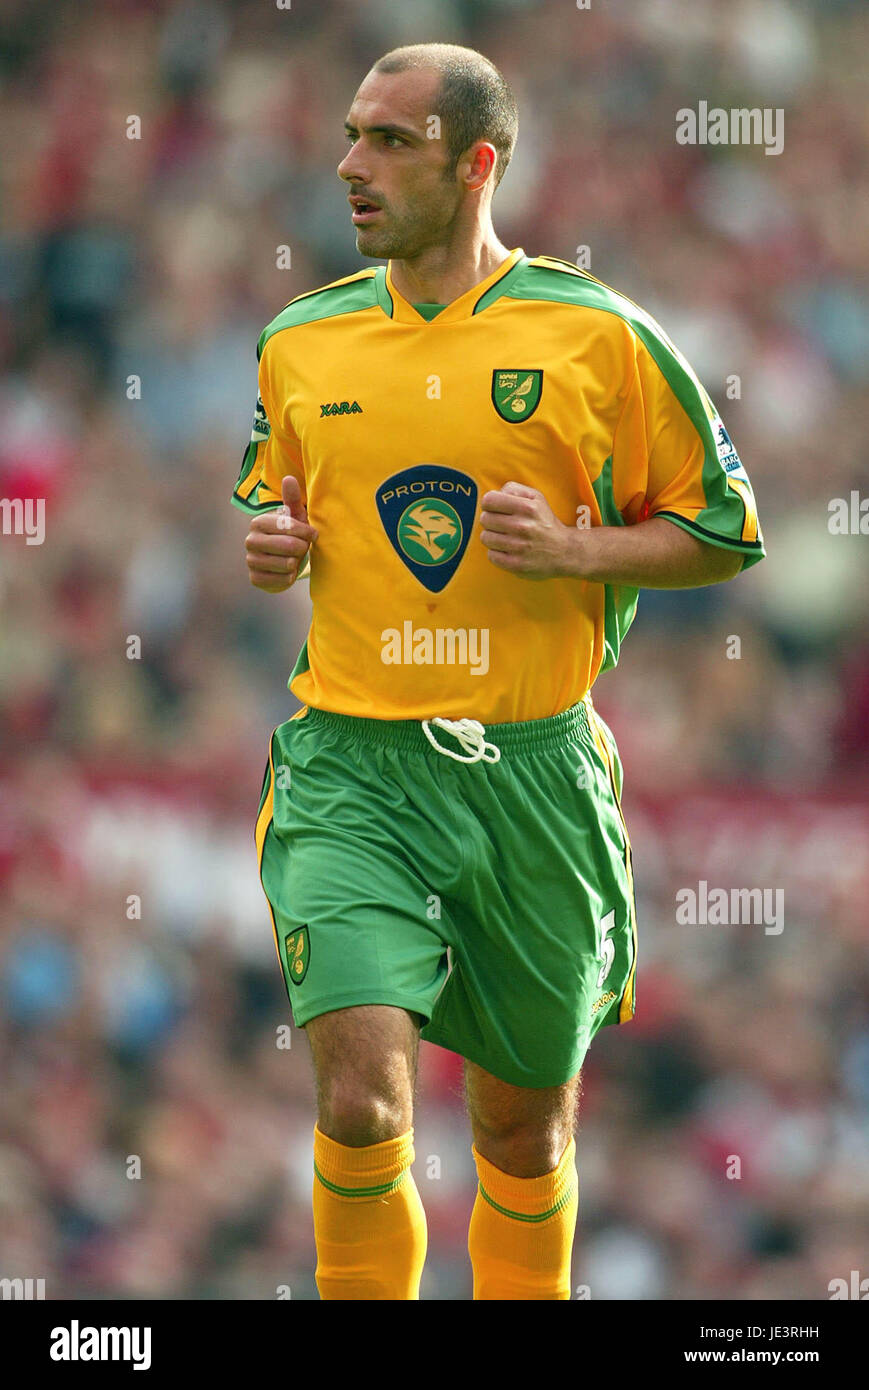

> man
[232,42,764,1300]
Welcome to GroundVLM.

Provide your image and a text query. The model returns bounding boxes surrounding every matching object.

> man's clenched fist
[245,474,318,593]
[479,480,572,579]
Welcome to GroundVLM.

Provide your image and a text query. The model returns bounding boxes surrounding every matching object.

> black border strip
[655,509,764,551]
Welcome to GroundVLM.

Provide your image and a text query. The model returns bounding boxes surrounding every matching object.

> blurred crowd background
[1,0,867,1300]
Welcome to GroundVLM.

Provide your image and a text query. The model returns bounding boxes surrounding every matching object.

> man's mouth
[349,195,383,225]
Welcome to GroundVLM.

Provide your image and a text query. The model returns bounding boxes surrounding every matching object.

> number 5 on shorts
[596,909,617,988]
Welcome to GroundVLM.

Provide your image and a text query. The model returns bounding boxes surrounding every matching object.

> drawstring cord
[420,717,502,765]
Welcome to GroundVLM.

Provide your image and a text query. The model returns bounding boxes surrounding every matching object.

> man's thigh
[306,1003,423,1087]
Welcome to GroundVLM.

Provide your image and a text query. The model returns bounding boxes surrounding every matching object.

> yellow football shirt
[232,248,764,722]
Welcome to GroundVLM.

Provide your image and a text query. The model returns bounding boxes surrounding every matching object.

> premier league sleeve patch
[250,393,271,443]
[375,464,477,593]
[711,415,750,483]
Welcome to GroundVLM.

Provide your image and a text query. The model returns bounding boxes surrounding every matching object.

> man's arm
[480,482,744,587]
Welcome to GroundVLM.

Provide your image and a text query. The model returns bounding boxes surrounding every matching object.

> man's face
[337,68,464,260]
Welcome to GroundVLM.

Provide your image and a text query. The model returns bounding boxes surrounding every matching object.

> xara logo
[320,401,362,416]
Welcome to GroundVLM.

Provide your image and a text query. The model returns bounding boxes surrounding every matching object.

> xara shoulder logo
[376,465,477,592]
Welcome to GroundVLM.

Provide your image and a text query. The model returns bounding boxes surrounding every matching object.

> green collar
[412,302,447,321]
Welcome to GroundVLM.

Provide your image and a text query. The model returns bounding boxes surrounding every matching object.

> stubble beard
[354,188,458,262]
[355,215,427,262]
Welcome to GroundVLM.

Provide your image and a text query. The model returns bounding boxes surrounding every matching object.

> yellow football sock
[312,1124,427,1300]
[468,1137,578,1300]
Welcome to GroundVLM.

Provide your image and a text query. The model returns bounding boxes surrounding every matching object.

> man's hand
[479,481,572,579]
[480,481,746,588]
[245,474,318,593]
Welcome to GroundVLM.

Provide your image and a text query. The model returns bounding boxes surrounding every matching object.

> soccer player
[232,43,764,1300]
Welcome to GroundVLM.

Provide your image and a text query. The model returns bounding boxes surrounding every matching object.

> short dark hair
[372,43,518,190]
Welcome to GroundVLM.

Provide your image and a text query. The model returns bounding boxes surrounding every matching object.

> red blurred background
[1,0,867,1299]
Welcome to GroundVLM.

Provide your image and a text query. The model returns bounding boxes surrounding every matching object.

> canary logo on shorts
[285,927,310,984]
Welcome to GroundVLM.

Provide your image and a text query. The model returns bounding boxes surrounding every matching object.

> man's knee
[472,1116,574,1177]
[465,1065,581,1177]
[318,1081,410,1147]
[306,1005,419,1147]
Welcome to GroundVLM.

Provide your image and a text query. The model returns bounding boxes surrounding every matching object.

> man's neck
[388,233,513,307]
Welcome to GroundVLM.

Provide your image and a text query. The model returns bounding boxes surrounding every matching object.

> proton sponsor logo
[376,464,477,592]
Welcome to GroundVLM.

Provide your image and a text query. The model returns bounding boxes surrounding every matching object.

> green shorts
[255,697,637,1088]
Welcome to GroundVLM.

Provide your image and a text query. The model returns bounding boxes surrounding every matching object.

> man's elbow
[705,545,745,584]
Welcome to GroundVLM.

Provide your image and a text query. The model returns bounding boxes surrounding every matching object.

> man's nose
[337,142,368,183]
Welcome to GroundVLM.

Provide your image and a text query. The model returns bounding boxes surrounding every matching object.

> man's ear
[462,141,497,192]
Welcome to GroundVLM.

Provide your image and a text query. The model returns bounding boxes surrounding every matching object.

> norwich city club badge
[284,927,310,985]
[491,369,543,422]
